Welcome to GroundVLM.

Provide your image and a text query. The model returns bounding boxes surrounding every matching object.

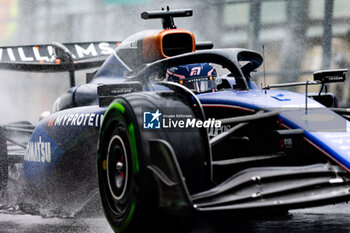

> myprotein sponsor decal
[24,136,51,163]
[48,113,103,127]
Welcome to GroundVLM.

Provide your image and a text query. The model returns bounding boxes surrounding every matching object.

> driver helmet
[166,63,217,93]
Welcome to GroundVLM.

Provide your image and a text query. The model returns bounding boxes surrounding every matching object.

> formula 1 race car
[1,8,350,233]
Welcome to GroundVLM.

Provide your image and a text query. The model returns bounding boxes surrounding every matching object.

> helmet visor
[177,76,216,93]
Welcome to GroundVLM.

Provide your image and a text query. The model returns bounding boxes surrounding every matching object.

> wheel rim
[107,135,129,202]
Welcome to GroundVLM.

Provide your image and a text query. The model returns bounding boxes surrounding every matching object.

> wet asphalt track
[1,166,350,233]
[0,213,113,233]
[1,203,350,233]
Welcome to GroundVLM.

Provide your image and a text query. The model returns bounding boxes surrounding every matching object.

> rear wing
[0,41,120,86]
[313,69,347,83]
[264,68,348,90]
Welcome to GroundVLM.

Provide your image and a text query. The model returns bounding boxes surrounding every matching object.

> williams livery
[1,8,350,233]
[0,42,118,62]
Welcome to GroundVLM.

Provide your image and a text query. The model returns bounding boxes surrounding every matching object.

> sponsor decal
[0,42,116,62]
[119,40,137,49]
[24,136,51,163]
[143,109,221,129]
[270,95,291,101]
[208,125,231,137]
[324,75,344,81]
[48,113,104,127]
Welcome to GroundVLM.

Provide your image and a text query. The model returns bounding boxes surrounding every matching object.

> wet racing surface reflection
[0,212,113,233]
[1,203,350,233]
[1,165,349,233]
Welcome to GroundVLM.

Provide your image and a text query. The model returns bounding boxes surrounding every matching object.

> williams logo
[143,110,162,129]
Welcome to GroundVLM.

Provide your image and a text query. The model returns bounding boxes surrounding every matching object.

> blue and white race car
[1,8,350,233]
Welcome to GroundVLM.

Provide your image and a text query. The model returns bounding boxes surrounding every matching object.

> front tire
[98,100,157,233]
[98,90,211,232]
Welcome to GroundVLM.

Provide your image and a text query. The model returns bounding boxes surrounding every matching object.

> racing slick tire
[98,91,211,233]
[0,127,8,199]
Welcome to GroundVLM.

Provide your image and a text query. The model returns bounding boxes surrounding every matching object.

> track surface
[1,203,350,233]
